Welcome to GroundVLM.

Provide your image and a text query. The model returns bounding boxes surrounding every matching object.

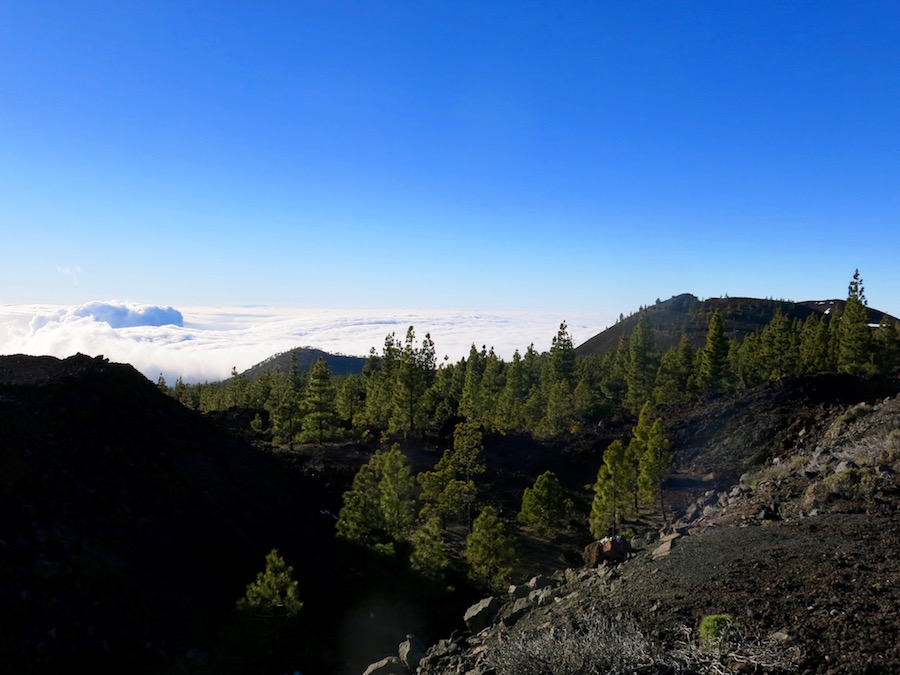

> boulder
[362,655,406,675]
[583,540,605,568]
[583,536,633,567]
[525,574,554,591]
[528,587,556,607]
[464,597,499,633]
[508,583,529,600]
[398,635,426,669]
[652,538,676,558]
[499,597,533,627]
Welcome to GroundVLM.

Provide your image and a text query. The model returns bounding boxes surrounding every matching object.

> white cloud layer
[0,301,616,384]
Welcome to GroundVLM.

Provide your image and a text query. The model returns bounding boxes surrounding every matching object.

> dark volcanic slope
[0,354,336,673]
[242,346,366,379]
[575,294,897,358]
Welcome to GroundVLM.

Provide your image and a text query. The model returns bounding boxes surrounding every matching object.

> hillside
[575,294,897,358]
[241,346,366,379]
[0,354,463,674]
[402,374,900,675]
[4,353,900,674]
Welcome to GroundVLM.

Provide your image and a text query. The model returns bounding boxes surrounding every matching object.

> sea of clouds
[0,301,616,384]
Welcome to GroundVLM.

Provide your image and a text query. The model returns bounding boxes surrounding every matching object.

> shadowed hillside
[242,347,366,379]
[575,294,897,358]
[0,354,463,674]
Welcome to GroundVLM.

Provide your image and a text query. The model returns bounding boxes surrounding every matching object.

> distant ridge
[241,346,366,379]
[576,293,898,358]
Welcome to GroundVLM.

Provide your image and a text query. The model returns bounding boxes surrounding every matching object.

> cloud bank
[30,301,184,330]
[0,302,616,384]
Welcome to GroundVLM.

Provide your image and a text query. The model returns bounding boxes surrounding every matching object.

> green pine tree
[237,548,303,618]
[302,358,337,444]
[547,321,577,388]
[518,470,572,536]
[624,314,659,414]
[378,444,418,540]
[272,386,301,450]
[589,440,630,538]
[634,403,673,522]
[837,269,874,374]
[409,516,450,581]
[874,317,900,374]
[537,379,575,437]
[391,327,436,435]
[466,506,515,591]
[699,309,731,391]
[335,374,367,428]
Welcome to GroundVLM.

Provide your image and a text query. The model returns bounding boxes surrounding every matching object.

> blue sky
[2,2,899,319]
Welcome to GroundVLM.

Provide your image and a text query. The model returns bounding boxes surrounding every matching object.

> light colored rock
[464,597,499,633]
[652,539,676,558]
[361,655,406,675]
[398,635,426,669]
[658,531,682,543]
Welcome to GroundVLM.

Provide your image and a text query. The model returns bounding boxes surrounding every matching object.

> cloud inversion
[1,303,615,384]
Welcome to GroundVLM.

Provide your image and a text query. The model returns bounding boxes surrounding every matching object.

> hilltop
[241,346,366,378]
[575,294,897,358]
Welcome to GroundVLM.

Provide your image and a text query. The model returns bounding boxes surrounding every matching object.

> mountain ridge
[575,293,898,358]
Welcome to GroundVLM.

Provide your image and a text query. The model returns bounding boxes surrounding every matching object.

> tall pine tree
[837,269,874,374]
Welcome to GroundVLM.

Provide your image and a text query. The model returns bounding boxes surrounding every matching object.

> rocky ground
[365,377,900,675]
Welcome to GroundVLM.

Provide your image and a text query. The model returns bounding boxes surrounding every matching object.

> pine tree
[466,506,515,591]
[335,374,366,427]
[547,321,577,388]
[452,421,487,484]
[652,335,695,404]
[624,314,659,414]
[600,334,630,400]
[451,421,486,528]
[364,333,401,428]
[760,310,799,378]
[589,440,630,538]
[874,317,900,374]
[417,422,484,529]
[391,327,436,435]
[409,516,450,581]
[495,350,527,431]
[459,344,487,420]
[518,470,571,536]
[225,366,248,408]
[229,548,303,670]
[838,269,874,374]
[336,444,418,548]
[237,549,303,618]
[799,314,831,373]
[417,450,461,527]
[336,458,385,546]
[538,379,575,437]
[302,358,337,444]
[699,309,731,391]
[272,386,301,450]
[478,348,505,427]
[634,403,673,522]
[378,444,418,540]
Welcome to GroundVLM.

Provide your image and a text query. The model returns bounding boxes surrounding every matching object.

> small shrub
[699,614,734,646]
[485,610,797,674]
[828,403,873,437]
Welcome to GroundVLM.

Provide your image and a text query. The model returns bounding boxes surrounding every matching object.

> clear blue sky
[2,2,898,317]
